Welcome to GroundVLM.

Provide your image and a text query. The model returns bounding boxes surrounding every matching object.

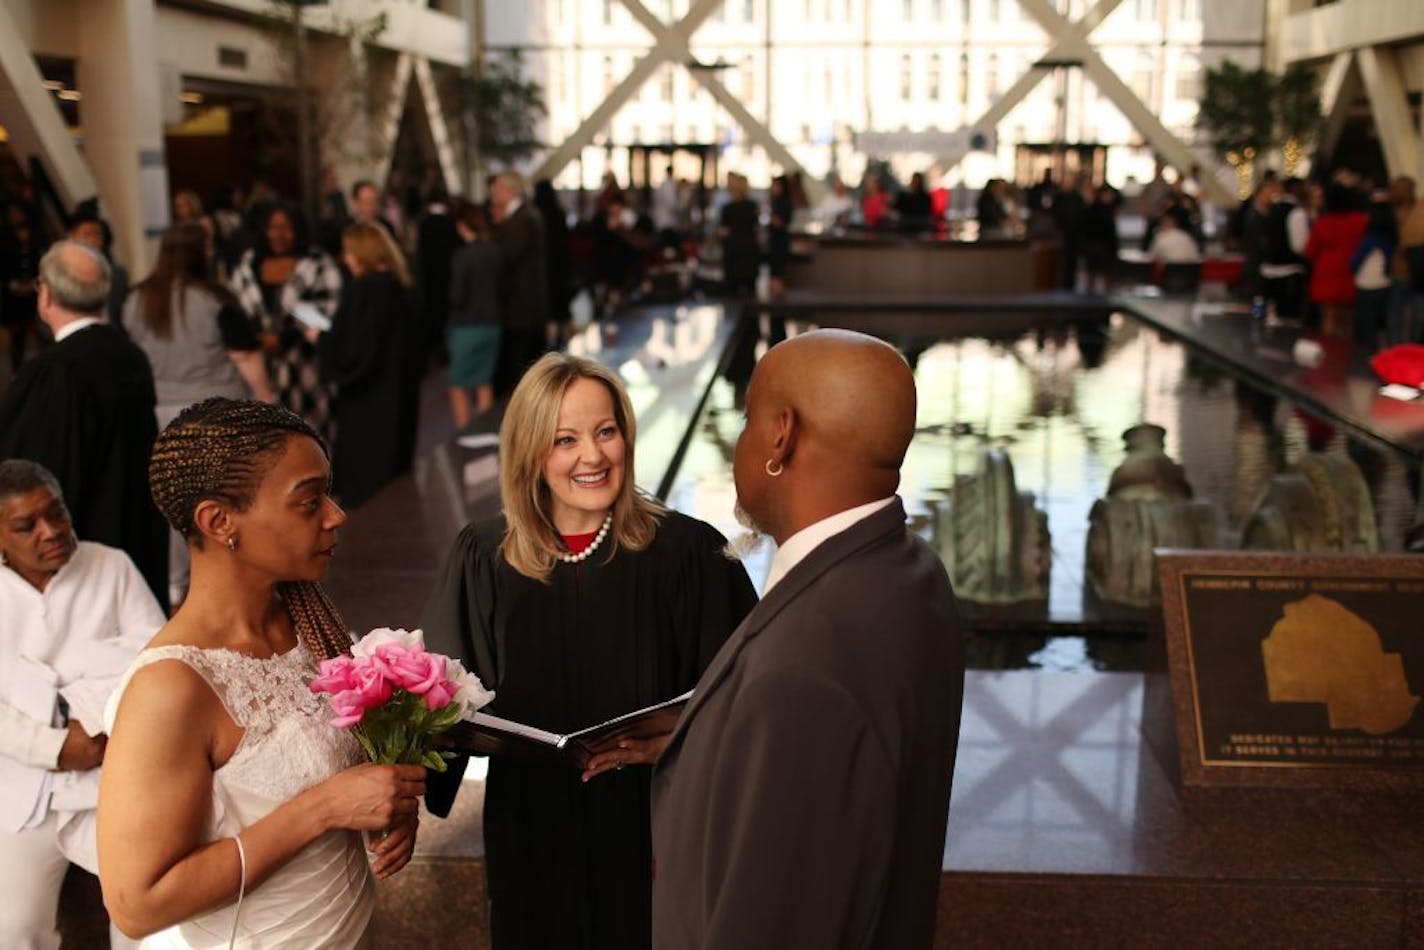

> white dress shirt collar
[53,317,103,343]
[762,496,897,595]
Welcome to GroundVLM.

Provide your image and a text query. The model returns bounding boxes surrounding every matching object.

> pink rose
[366,642,411,682]
[327,690,367,728]
[350,661,393,709]
[373,644,447,696]
[422,678,458,711]
[309,656,357,696]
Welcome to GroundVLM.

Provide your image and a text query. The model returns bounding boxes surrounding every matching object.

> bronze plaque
[1148,551,1424,793]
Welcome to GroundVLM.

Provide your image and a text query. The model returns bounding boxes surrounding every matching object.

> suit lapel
[661,499,908,758]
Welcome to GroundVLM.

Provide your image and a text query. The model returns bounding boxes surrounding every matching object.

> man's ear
[770,406,797,465]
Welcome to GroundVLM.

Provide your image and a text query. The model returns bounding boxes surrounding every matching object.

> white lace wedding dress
[105,643,374,949]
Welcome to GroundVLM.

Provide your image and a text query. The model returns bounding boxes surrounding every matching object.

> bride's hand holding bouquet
[310,628,494,875]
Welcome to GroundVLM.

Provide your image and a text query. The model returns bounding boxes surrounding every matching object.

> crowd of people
[1236,171,1424,348]
[0,167,563,524]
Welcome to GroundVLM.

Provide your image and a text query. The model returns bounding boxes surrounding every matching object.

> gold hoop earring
[226,536,238,552]
[765,459,783,477]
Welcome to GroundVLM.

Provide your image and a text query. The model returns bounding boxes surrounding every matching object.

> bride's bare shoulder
[115,620,227,729]
[119,655,219,721]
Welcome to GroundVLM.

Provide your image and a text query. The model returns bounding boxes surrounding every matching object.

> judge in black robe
[316,260,419,509]
[0,270,167,608]
[422,510,757,949]
[415,195,460,364]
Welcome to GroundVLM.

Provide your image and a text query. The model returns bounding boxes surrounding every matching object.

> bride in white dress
[98,398,425,948]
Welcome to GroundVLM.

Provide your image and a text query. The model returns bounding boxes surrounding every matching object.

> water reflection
[664,310,1421,672]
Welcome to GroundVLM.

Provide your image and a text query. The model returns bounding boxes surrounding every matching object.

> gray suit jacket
[651,498,965,949]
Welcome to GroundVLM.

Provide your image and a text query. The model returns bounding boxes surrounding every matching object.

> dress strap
[103,646,242,734]
[103,643,314,740]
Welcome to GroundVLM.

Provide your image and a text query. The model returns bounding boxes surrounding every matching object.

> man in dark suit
[651,329,965,948]
[489,170,548,396]
[0,240,167,608]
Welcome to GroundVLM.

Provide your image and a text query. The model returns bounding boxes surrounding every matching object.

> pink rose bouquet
[310,628,495,771]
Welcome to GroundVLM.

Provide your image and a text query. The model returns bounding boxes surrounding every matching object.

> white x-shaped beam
[1299,44,1421,186]
[534,0,816,197]
[948,0,1233,206]
[1355,45,1422,183]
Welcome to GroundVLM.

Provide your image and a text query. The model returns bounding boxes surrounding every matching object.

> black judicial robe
[0,322,167,606]
[421,511,757,950]
[317,271,419,509]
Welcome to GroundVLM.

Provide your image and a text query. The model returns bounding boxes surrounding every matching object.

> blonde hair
[499,353,664,581]
[493,169,527,199]
[727,173,749,201]
[342,222,411,287]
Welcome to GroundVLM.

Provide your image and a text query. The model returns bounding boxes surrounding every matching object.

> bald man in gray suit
[651,329,965,949]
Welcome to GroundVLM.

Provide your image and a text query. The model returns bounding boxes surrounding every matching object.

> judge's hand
[301,326,321,345]
[56,721,106,772]
[367,811,419,880]
[581,734,671,783]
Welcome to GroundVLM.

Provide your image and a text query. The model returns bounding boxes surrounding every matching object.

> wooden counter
[787,232,1059,296]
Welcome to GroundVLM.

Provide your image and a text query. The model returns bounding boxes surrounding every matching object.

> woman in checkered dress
[229,205,343,443]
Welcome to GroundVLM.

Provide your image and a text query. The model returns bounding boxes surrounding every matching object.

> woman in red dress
[1304,182,1368,337]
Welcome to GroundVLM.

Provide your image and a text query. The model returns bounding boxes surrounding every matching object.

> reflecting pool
[663,311,1421,672]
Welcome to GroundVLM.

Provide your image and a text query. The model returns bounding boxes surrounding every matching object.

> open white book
[290,302,332,333]
[441,690,693,769]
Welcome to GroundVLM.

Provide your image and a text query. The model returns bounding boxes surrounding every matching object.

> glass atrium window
[1175,56,1199,101]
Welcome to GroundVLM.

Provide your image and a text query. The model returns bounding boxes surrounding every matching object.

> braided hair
[149,397,353,659]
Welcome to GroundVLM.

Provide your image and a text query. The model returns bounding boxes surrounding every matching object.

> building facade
[1278,0,1424,187]
[486,0,1265,198]
[1,0,475,271]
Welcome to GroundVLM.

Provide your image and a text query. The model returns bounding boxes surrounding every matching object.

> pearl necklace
[558,512,613,564]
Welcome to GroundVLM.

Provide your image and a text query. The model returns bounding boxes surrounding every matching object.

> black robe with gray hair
[0,322,167,607]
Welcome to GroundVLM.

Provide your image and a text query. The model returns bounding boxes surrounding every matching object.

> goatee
[723,500,767,561]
